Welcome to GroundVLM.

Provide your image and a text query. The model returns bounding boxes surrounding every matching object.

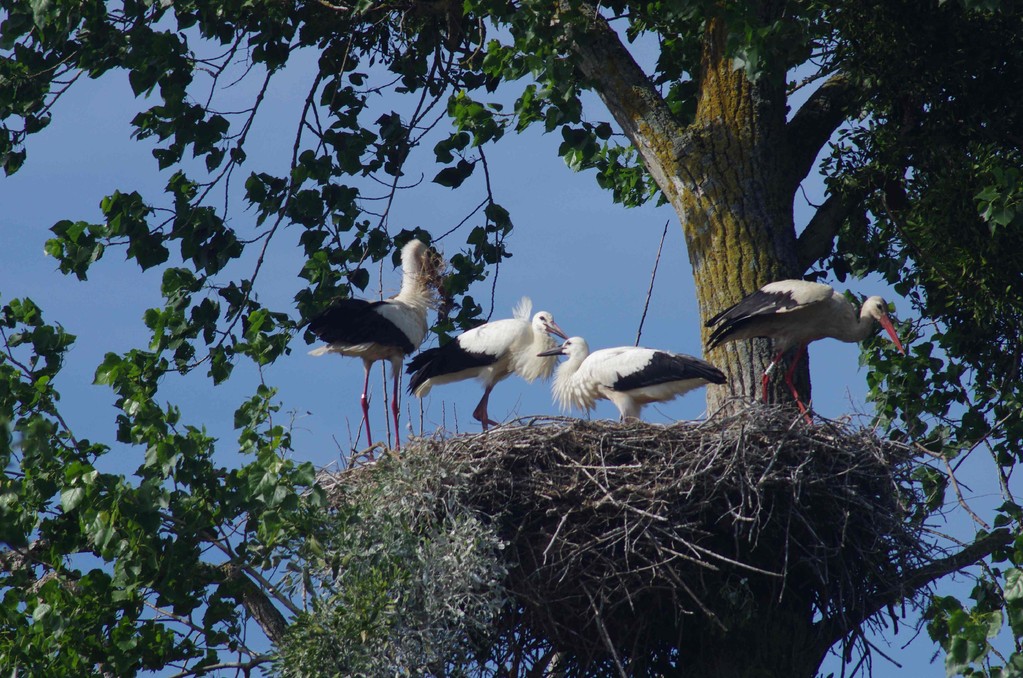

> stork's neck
[395,260,432,309]
[841,302,885,343]
[551,350,587,411]
[397,274,425,299]
[519,323,559,383]
[824,295,880,344]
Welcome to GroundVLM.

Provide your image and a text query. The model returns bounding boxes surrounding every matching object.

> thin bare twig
[635,220,670,346]
[943,456,990,530]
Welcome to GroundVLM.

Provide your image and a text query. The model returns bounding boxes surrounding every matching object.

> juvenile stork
[704,279,906,421]
[406,298,568,430]
[308,239,440,448]
[538,337,726,421]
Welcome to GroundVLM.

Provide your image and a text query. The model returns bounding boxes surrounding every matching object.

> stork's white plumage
[538,337,726,420]
[308,239,440,448]
[406,297,568,430]
[704,279,906,422]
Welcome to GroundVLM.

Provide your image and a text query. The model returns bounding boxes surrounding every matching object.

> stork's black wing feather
[308,299,414,354]
[705,289,800,350]
[705,289,802,327]
[406,340,498,394]
[612,352,726,391]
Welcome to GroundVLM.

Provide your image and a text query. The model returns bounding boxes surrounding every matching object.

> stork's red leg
[783,344,806,386]
[360,364,373,447]
[784,376,813,425]
[472,385,501,430]
[783,344,813,425]
[390,364,401,450]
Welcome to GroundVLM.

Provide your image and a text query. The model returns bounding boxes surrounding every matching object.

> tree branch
[796,191,863,271]
[817,529,1015,650]
[561,1,687,203]
[168,656,271,678]
[784,73,861,192]
[217,563,291,644]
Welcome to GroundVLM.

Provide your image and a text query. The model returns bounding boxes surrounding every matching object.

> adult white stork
[308,239,441,448]
[538,337,726,420]
[406,297,568,430]
[704,279,906,421]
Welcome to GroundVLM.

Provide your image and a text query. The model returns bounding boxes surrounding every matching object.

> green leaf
[432,159,476,188]
[1006,569,1023,636]
[93,353,124,387]
[60,486,86,512]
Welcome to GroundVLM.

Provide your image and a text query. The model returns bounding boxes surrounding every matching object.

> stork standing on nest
[406,297,568,430]
[538,337,726,420]
[704,279,906,422]
[308,239,441,448]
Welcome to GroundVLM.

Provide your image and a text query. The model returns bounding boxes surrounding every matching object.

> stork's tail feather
[405,347,441,395]
[705,304,736,350]
[405,348,436,375]
[705,316,751,351]
[696,360,728,385]
[705,324,730,351]
[704,305,733,328]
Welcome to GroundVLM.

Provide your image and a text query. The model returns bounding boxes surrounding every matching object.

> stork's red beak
[879,313,906,354]
[545,320,568,341]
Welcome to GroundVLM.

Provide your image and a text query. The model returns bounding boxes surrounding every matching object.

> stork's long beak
[879,313,906,354]
[537,345,566,357]
[545,320,568,341]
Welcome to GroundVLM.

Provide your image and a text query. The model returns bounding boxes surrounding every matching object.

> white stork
[406,297,568,430]
[308,239,440,448]
[538,337,726,420]
[704,279,906,421]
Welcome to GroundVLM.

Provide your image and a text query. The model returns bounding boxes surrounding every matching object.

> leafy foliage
[815,4,1023,672]
[274,453,507,676]
[1,297,325,675]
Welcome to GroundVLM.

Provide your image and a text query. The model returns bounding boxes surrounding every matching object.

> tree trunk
[568,4,810,414]
[676,17,808,414]
[674,606,827,678]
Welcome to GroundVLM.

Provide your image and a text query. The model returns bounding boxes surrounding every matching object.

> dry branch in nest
[319,405,929,673]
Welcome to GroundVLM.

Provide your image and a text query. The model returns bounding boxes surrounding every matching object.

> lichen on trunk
[567,6,811,414]
[676,17,808,413]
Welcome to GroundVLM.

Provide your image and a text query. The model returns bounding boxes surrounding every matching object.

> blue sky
[0,37,1007,676]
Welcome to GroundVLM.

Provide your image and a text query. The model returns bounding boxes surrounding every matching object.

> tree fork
[566,3,812,412]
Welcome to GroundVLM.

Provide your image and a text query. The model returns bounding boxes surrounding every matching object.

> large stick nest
[322,406,927,670]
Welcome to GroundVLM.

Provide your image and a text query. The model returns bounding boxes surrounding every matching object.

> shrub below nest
[295,406,928,675]
[273,451,508,677]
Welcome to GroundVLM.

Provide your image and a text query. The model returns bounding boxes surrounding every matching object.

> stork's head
[403,239,445,277]
[399,238,428,272]
[399,238,446,306]
[538,336,589,361]
[862,296,906,354]
[532,312,568,341]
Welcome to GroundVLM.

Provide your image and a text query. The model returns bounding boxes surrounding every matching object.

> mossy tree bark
[564,6,901,674]
[567,3,858,414]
